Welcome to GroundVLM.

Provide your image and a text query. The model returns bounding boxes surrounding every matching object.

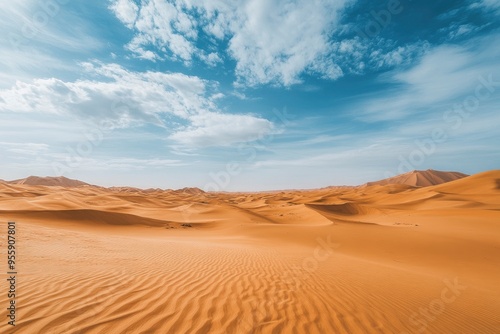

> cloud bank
[0,61,275,147]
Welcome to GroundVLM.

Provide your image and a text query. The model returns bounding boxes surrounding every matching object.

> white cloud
[470,0,500,12]
[0,47,76,88]
[0,2,102,53]
[109,0,139,29]
[169,112,275,147]
[200,52,222,67]
[392,46,474,98]
[325,37,430,76]
[108,0,439,87]
[439,23,482,40]
[226,0,350,86]
[0,2,103,88]
[358,33,500,121]
[0,61,275,148]
[450,24,478,38]
[0,142,50,156]
[111,0,197,63]
[109,0,352,86]
[75,157,188,170]
[250,141,400,169]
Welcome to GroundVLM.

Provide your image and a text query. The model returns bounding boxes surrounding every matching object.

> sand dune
[7,176,92,188]
[365,169,468,187]
[0,170,499,333]
[429,170,500,194]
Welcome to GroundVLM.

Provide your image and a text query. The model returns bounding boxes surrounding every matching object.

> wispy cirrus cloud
[0,142,50,156]
[66,157,189,170]
[470,0,500,13]
[0,1,103,87]
[358,33,500,121]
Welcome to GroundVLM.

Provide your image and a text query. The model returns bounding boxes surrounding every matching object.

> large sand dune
[0,170,499,333]
[365,169,468,187]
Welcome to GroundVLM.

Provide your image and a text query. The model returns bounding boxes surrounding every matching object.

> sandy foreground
[0,171,499,333]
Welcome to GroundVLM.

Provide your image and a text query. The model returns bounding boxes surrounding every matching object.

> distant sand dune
[365,169,468,187]
[7,176,92,188]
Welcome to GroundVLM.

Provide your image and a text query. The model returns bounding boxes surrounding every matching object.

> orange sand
[0,170,499,333]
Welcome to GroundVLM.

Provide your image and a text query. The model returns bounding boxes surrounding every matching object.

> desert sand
[0,170,499,333]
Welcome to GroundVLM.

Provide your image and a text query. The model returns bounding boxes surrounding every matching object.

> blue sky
[0,0,499,190]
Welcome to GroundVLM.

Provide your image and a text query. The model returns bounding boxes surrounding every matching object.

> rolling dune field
[0,170,499,333]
